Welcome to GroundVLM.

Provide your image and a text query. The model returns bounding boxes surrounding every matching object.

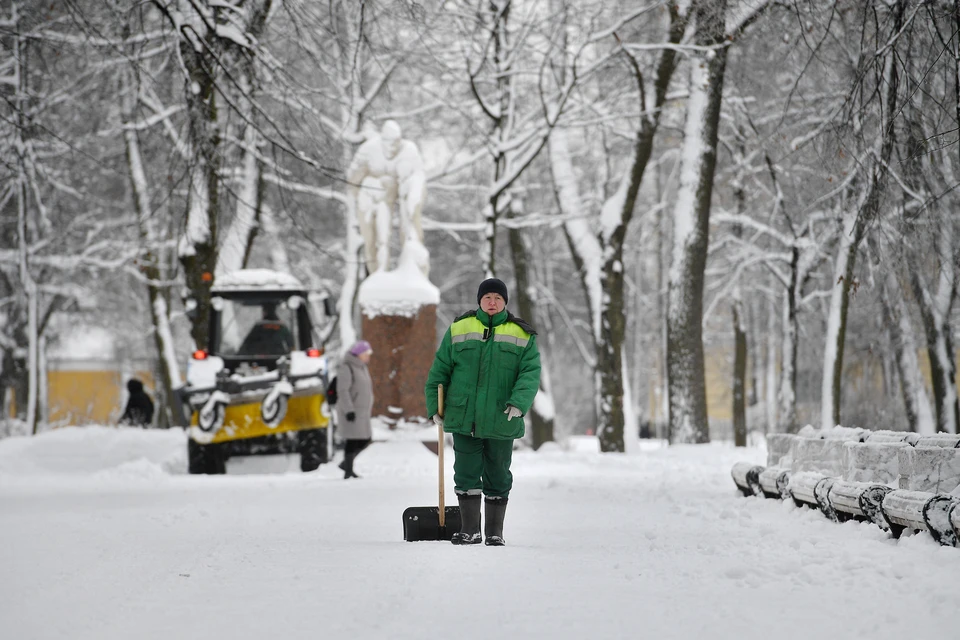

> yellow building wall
[705,347,733,421]
[698,346,960,423]
[46,367,155,426]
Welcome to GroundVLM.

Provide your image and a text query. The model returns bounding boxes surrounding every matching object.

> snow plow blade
[402,506,462,541]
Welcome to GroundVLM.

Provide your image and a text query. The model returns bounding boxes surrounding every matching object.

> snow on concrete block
[914,433,960,449]
[841,441,907,485]
[820,425,869,442]
[865,430,921,446]
[765,433,798,468]
[792,438,845,476]
[897,446,960,494]
[794,425,867,442]
[797,424,819,438]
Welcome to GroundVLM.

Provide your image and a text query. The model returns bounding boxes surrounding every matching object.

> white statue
[346,120,427,276]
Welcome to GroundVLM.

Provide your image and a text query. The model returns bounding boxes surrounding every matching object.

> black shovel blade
[402,506,462,541]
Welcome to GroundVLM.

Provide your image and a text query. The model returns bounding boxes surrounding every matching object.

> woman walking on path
[336,340,375,479]
[425,277,541,546]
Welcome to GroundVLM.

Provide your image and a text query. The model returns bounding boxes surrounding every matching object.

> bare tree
[119,26,183,428]
[550,2,689,452]
[818,1,906,429]
[667,0,769,444]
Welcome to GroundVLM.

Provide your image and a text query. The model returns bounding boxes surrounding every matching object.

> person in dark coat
[336,340,375,479]
[120,378,154,427]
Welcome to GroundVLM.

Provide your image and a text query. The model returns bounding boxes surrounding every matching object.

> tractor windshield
[217,298,298,357]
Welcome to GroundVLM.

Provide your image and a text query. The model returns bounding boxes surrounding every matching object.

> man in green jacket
[425,277,541,546]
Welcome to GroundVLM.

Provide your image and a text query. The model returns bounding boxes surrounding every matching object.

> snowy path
[0,428,956,640]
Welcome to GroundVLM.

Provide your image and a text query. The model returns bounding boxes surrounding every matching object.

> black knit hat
[477,277,509,305]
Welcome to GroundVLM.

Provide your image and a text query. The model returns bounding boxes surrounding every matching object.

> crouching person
[425,278,541,546]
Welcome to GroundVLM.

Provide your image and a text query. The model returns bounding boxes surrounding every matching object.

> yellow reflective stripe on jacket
[451,315,531,346]
[493,333,529,348]
[451,317,486,342]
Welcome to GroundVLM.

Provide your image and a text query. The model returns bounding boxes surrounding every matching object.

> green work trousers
[452,433,514,498]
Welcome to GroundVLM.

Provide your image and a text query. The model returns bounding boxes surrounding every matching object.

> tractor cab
[179,269,337,474]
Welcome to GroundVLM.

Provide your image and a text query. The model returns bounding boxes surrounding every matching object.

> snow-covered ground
[1,425,956,640]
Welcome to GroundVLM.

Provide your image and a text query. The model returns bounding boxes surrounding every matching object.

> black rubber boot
[341,453,359,479]
[484,496,508,546]
[451,494,482,545]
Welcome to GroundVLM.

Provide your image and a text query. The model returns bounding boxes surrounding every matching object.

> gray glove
[504,405,523,420]
[433,413,444,427]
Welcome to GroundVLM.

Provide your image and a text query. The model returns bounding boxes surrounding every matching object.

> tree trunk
[879,270,934,434]
[549,129,601,423]
[262,206,291,274]
[217,123,261,277]
[122,61,182,428]
[909,264,959,434]
[596,4,687,452]
[747,301,759,407]
[13,11,39,434]
[548,5,687,452]
[765,298,778,433]
[597,239,627,452]
[820,0,903,429]
[732,300,747,447]
[667,0,729,444]
[506,198,555,449]
[778,246,799,432]
[177,29,223,350]
[821,222,857,429]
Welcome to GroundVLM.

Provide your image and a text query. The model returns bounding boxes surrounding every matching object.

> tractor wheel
[188,439,226,474]
[298,429,328,472]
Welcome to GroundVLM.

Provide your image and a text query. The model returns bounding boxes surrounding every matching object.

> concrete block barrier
[731,429,960,548]
[914,434,960,448]
[897,446,960,494]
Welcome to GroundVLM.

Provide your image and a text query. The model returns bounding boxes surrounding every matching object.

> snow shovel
[402,384,461,541]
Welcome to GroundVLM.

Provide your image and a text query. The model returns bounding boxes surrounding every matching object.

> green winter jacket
[425,308,541,440]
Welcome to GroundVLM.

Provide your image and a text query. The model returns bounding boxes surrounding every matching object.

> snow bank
[0,425,186,479]
[3,427,958,640]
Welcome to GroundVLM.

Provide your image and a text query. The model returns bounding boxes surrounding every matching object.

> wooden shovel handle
[438,384,445,527]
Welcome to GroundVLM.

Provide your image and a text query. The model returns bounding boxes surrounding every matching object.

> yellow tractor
[178,269,336,474]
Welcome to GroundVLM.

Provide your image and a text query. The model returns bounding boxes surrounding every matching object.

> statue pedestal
[361,304,436,421]
[357,246,439,422]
